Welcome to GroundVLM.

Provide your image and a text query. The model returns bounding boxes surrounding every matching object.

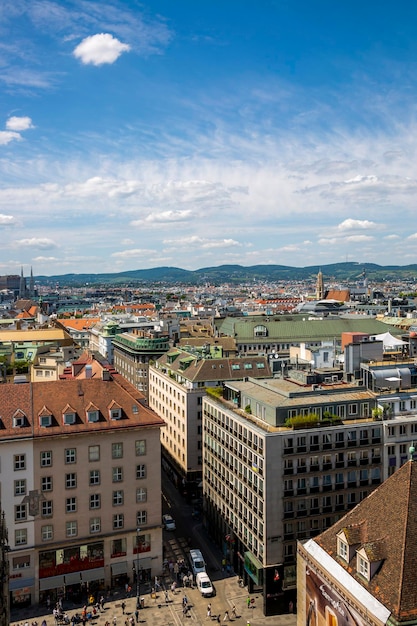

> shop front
[39,541,104,604]
[9,577,35,609]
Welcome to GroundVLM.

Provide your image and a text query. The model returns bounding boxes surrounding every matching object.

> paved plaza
[10,574,297,626]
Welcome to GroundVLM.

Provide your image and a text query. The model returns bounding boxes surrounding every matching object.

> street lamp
[136,527,141,609]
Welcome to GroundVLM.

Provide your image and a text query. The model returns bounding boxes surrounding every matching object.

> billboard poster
[305,568,365,626]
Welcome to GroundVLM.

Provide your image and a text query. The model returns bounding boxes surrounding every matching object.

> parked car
[162,514,176,530]
[196,572,214,597]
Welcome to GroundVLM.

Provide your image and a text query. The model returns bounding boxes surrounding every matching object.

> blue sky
[1,0,417,276]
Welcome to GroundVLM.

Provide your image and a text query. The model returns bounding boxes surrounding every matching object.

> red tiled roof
[0,375,164,439]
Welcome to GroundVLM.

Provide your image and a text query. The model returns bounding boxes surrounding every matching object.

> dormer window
[87,410,99,423]
[13,410,26,428]
[337,537,348,562]
[110,408,122,420]
[40,414,52,428]
[357,553,370,580]
[62,404,76,425]
[63,412,76,425]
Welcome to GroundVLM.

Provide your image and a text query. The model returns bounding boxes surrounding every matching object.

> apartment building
[113,329,170,399]
[148,349,272,489]
[0,372,165,608]
[202,378,383,616]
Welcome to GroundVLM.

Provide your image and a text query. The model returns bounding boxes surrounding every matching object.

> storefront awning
[39,575,66,591]
[111,561,128,576]
[138,557,152,571]
[65,572,82,585]
[9,577,35,591]
[81,567,105,583]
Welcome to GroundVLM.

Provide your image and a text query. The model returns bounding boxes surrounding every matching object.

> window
[41,476,53,492]
[14,454,26,471]
[40,451,52,467]
[42,500,53,517]
[135,440,146,456]
[110,408,122,420]
[14,479,26,496]
[136,464,146,479]
[337,537,349,563]
[90,494,101,509]
[13,555,30,569]
[89,445,100,462]
[15,504,27,521]
[63,412,76,425]
[42,525,53,541]
[112,443,123,459]
[136,510,147,525]
[113,514,124,529]
[136,487,147,502]
[66,521,78,537]
[15,528,27,545]
[357,555,369,579]
[66,497,77,513]
[65,448,76,464]
[90,517,101,534]
[66,473,77,489]
[112,490,124,506]
[89,470,100,485]
[87,410,99,423]
[112,467,123,483]
[40,414,52,427]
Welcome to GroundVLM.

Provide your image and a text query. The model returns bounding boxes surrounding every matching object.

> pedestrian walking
[165,590,169,603]
[223,610,229,621]
[100,595,105,611]
[231,605,237,618]
[183,594,188,607]
[247,596,251,609]
[207,603,212,619]
[135,609,139,623]
[121,601,126,614]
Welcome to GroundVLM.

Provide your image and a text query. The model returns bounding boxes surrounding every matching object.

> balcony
[335,461,344,468]
[284,468,294,475]
[297,466,307,473]
[322,462,332,470]
[283,511,295,519]
[309,464,320,472]
[284,489,294,497]
[359,458,369,466]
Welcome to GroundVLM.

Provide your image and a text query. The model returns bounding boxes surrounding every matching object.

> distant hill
[34,262,417,287]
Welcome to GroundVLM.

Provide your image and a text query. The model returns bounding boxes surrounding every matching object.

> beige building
[148,349,272,489]
[0,372,165,609]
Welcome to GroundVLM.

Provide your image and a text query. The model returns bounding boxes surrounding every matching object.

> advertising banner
[305,568,365,626]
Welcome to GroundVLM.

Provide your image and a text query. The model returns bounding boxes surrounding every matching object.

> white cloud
[0,213,16,225]
[0,131,21,145]
[13,237,58,249]
[143,210,192,224]
[111,248,155,258]
[6,116,34,131]
[344,175,378,184]
[337,218,378,231]
[163,235,242,249]
[73,33,131,66]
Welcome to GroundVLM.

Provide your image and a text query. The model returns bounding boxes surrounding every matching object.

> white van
[196,572,214,597]
[189,549,206,576]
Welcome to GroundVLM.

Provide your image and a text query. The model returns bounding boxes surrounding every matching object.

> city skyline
[1,1,417,275]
